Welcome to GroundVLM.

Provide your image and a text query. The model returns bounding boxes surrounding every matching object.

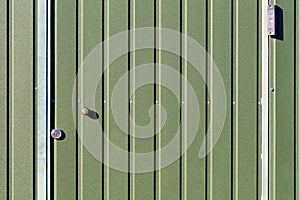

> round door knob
[81,107,90,115]
[51,128,63,140]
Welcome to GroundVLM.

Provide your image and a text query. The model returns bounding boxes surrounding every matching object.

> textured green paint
[157,1,181,200]
[52,0,300,199]
[10,0,35,199]
[269,1,298,200]
[133,0,155,199]
[54,0,77,199]
[1,0,300,199]
[78,0,103,199]
[0,0,36,198]
[182,1,207,199]
[206,0,232,199]
[106,0,129,199]
[257,2,262,198]
[0,0,8,199]
[52,0,261,199]
[232,1,259,199]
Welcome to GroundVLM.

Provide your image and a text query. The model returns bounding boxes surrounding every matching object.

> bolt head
[81,107,89,115]
[51,128,62,140]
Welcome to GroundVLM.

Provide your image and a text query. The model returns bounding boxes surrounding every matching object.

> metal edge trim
[46,0,52,199]
[37,0,48,199]
[261,0,269,200]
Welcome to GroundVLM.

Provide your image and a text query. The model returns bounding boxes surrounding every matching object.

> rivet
[51,128,62,140]
[270,88,275,92]
[81,107,90,115]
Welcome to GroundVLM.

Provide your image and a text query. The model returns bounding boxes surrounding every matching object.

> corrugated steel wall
[268,0,300,199]
[0,0,299,199]
[0,0,36,199]
[53,0,261,199]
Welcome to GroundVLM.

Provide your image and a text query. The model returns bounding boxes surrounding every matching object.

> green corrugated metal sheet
[0,1,7,198]
[0,0,36,199]
[0,0,300,199]
[269,0,300,199]
[53,0,261,199]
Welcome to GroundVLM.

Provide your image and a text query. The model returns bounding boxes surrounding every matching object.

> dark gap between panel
[101,0,105,199]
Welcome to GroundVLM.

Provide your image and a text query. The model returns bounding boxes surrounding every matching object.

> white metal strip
[261,0,269,200]
[47,0,52,199]
[37,0,48,199]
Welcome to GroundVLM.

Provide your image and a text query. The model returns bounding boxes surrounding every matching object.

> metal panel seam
[46,0,52,199]
[261,0,269,199]
[37,0,48,199]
